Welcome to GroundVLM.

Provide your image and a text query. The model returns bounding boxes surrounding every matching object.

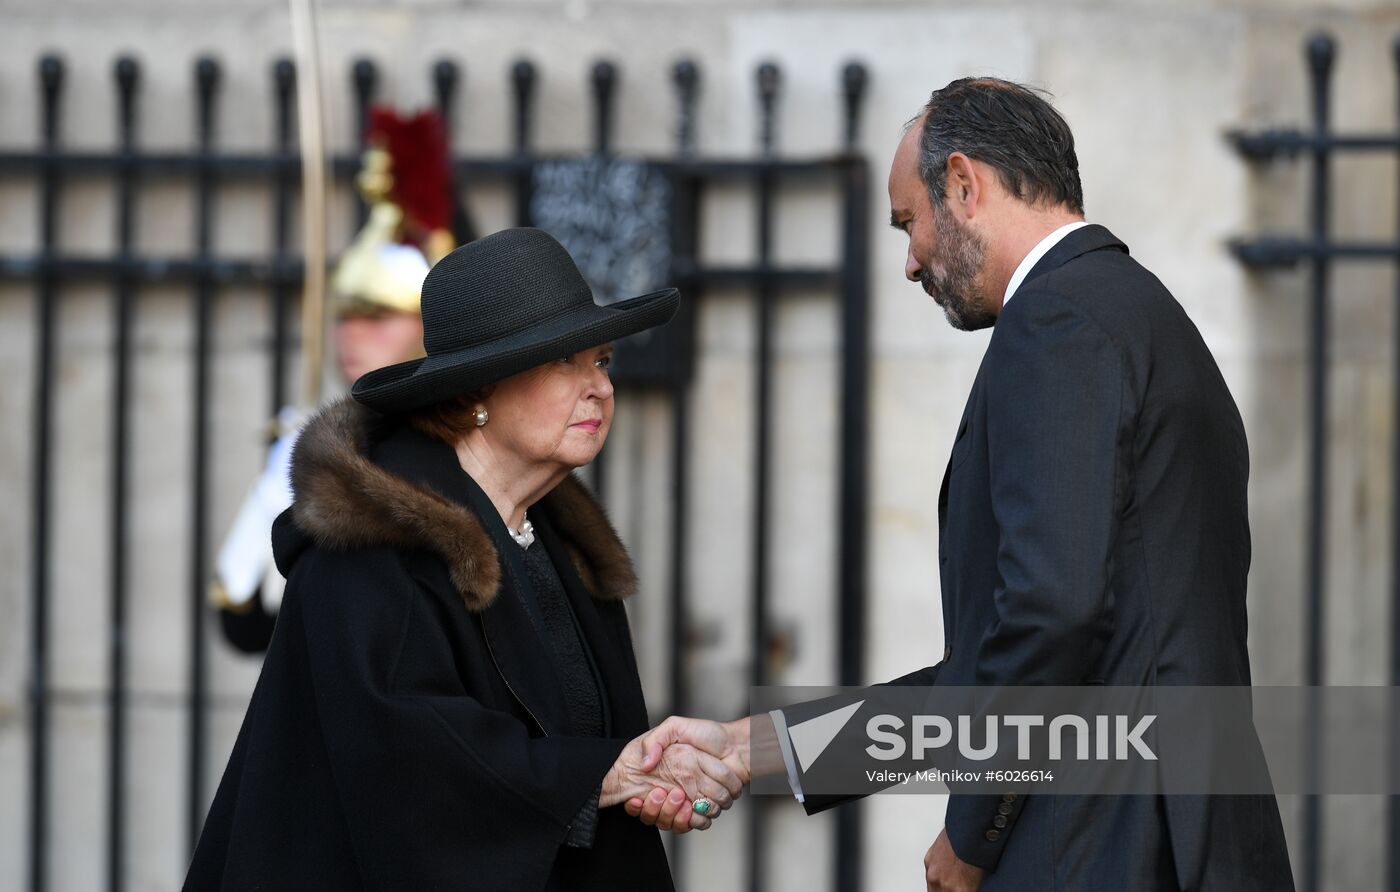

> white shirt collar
[1001,220,1090,308]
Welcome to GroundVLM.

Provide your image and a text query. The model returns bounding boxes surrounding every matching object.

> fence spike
[756,61,781,157]
[673,58,700,156]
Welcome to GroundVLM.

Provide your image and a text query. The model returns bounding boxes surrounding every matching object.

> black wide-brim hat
[352,227,679,413]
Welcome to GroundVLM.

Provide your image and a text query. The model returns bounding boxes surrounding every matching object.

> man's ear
[943,151,982,221]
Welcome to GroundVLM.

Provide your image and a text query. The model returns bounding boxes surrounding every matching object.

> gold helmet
[331,106,458,318]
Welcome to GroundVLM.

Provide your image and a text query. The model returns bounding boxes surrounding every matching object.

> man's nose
[905,249,923,283]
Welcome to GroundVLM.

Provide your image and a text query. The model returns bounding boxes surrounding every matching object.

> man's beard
[920,202,996,332]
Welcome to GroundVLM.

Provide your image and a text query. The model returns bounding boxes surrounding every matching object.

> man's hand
[641,715,751,782]
[924,829,984,891]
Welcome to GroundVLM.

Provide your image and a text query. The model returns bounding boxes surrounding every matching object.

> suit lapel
[940,361,984,527]
[939,356,991,639]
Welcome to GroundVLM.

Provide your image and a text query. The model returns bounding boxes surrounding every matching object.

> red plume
[365,106,454,238]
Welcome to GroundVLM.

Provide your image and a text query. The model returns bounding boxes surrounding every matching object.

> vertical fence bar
[1391,34,1400,892]
[668,57,700,723]
[28,52,64,892]
[833,63,869,892]
[665,57,701,889]
[748,59,780,892]
[588,59,618,500]
[511,60,536,227]
[749,60,780,690]
[351,59,377,229]
[1300,33,1334,892]
[107,54,139,892]
[187,55,221,854]
[270,59,295,417]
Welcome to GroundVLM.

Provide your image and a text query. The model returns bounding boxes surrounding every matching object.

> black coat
[796,225,1294,890]
[185,401,673,891]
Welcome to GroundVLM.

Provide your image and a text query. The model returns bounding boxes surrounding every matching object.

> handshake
[599,715,770,833]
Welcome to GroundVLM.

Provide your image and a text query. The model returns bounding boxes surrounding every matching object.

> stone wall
[2,0,1399,889]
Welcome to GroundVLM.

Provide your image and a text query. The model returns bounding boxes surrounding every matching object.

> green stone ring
[692,797,715,816]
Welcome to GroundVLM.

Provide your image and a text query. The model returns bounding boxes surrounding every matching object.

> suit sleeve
[944,290,1127,871]
[771,663,944,815]
[297,548,628,890]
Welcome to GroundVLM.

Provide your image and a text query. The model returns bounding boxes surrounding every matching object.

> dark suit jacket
[793,225,1293,890]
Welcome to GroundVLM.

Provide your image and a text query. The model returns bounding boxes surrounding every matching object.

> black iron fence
[1227,31,1400,892]
[0,53,871,891]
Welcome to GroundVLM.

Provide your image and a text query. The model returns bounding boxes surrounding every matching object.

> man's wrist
[723,717,753,781]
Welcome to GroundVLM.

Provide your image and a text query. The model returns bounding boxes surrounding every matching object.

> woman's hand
[600,727,744,833]
[622,716,753,830]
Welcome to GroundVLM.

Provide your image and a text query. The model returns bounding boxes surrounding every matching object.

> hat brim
[351,286,680,413]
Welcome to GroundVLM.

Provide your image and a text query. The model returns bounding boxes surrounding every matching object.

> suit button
[985,829,1001,842]
[1002,793,1017,803]
[997,803,1013,816]
[992,815,1008,829]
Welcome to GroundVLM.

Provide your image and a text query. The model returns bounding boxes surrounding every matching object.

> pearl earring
[473,407,489,427]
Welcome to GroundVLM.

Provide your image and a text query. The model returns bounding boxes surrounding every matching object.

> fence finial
[757,61,781,156]
[39,54,64,92]
[433,59,459,137]
[115,56,139,93]
[195,57,221,93]
[841,61,867,151]
[273,57,295,92]
[272,59,295,155]
[511,59,537,154]
[1307,33,1335,77]
[591,60,618,155]
[672,58,700,156]
[194,57,221,141]
[351,58,377,145]
[115,57,139,147]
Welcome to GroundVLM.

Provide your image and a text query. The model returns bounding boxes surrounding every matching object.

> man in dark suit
[630,78,1294,891]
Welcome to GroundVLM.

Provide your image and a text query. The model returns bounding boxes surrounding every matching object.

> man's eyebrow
[889,210,907,229]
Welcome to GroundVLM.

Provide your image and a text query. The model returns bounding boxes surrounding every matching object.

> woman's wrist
[600,757,640,809]
[600,736,648,808]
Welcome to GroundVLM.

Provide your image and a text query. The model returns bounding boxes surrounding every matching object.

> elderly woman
[186,229,742,891]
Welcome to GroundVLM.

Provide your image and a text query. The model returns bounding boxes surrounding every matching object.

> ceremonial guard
[211,107,466,652]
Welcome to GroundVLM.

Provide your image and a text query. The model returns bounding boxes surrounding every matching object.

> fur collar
[288,399,638,611]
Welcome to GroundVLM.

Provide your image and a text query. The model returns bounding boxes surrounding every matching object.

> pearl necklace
[508,513,536,549]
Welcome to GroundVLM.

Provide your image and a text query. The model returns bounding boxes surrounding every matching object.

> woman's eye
[595,356,612,370]
[557,355,573,364]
